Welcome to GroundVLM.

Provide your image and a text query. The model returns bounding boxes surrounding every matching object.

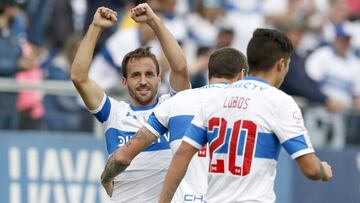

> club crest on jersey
[293,110,303,124]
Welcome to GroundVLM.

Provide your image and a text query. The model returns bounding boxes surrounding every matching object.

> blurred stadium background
[0,0,360,202]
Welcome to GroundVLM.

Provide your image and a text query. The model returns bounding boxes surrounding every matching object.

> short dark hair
[208,47,248,79]
[121,47,160,78]
[247,28,293,73]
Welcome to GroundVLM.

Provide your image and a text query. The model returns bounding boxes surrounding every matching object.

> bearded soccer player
[71,4,189,203]
[159,28,333,203]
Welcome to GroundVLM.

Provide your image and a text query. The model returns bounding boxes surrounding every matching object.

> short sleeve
[89,93,111,123]
[182,95,208,150]
[273,96,314,159]
[145,112,169,138]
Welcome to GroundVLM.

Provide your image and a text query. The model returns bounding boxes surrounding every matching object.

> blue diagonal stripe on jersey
[93,96,111,123]
[281,134,308,156]
[147,112,168,136]
[105,128,170,154]
[168,115,194,142]
[184,124,207,147]
[255,132,281,160]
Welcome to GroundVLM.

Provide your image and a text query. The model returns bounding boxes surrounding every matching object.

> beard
[128,84,158,106]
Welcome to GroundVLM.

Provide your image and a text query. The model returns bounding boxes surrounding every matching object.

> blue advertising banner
[0,131,357,203]
[0,132,110,203]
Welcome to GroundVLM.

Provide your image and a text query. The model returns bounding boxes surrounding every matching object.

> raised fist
[93,7,117,29]
[130,3,158,24]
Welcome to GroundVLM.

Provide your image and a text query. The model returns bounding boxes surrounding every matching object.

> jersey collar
[130,98,159,111]
[245,76,268,84]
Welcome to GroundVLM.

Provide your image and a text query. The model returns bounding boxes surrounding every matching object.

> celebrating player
[100,47,248,202]
[70,3,190,203]
[159,28,333,203]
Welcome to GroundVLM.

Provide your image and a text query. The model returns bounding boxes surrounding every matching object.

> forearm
[71,24,103,84]
[159,154,190,203]
[296,153,331,181]
[159,142,197,203]
[101,152,129,183]
[101,127,157,182]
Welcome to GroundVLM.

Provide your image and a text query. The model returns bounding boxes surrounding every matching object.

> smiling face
[122,57,161,107]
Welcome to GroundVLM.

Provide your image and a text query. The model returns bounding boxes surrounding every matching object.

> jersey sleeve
[144,97,172,138]
[273,96,315,159]
[145,112,169,138]
[183,117,208,150]
[88,93,111,123]
[182,93,208,150]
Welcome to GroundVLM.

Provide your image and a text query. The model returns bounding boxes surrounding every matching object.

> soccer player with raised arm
[70,3,190,203]
[100,47,248,202]
[159,28,333,203]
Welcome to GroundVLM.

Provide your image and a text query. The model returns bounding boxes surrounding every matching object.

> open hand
[93,7,117,29]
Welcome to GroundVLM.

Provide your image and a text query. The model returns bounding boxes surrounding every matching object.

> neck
[209,77,236,84]
[248,71,278,87]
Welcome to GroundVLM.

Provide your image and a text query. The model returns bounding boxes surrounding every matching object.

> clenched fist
[130,3,159,24]
[93,7,117,29]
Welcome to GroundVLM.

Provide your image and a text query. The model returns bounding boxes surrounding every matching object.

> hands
[130,3,159,24]
[320,161,333,181]
[92,7,117,29]
[101,179,114,197]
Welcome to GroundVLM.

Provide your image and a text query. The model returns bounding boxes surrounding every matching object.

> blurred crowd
[0,0,359,149]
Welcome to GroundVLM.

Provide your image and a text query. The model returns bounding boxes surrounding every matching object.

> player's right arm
[71,7,117,110]
[159,141,198,203]
[159,109,208,202]
[101,127,158,196]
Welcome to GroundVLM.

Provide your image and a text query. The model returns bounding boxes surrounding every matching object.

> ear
[237,69,246,80]
[157,75,161,84]
[122,76,127,86]
[275,58,286,72]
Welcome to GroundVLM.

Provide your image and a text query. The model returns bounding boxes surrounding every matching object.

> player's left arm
[273,96,333,181]
[295,153,333,181]
[100,127,158,196]
[131,3,190,92]
[159,141,198,203]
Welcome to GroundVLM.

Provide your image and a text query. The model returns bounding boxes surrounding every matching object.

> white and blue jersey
[90,93,172,203]
[183,77,315,203]
[145,83,229,203]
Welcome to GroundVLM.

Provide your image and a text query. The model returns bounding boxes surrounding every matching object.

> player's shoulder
[106,95,130,111]
[270,89,300,110]
[158,93,172,104]
[170,88,202,99]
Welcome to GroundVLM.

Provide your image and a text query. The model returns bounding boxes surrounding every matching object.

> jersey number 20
[208,117,257,176]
